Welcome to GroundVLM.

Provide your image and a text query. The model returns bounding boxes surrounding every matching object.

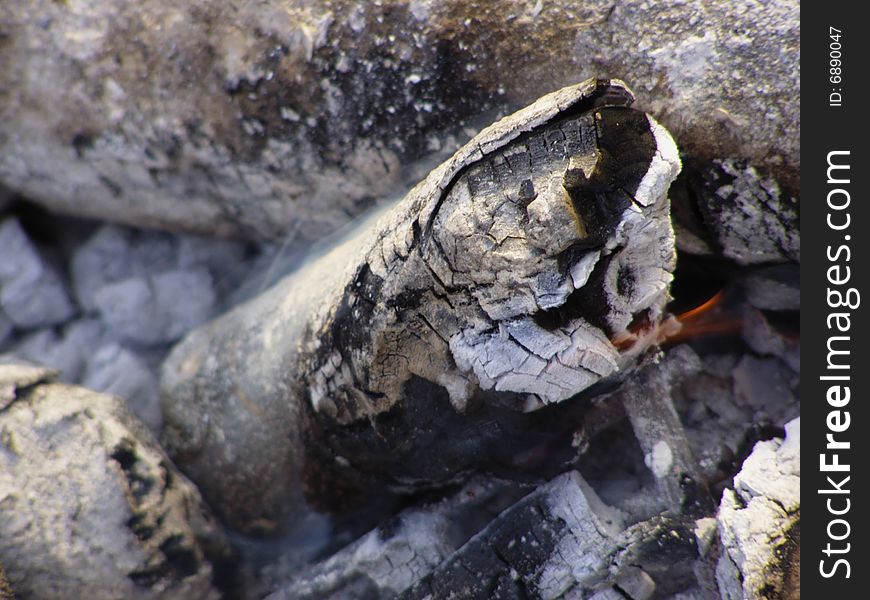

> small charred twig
[160,79,682,533]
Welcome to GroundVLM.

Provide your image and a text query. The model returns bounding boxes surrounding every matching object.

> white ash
[694,517,719,559]
[614,566,657,600]
[740,266,800,312]
[732,355,798,425]
[263,477,527,599]
[538,472,625,598]
[716,418,800,600]
[741,306,799,373]
[82,343,163,431]
[93,268,216,345]
[0,211,264,432]
[645,440,675,480]
[0,218,75,328]
[269,511,451,600]
[732,419,800,514]
[673,347,799,484]
[9,319,104,381]
[587,589,629,600]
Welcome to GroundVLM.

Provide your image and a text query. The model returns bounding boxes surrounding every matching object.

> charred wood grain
[159,79,682,533]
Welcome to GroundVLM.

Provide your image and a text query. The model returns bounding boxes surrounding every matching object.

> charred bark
[160,79,682,533]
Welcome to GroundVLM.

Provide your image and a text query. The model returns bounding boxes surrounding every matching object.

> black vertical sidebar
[803,5,869,597]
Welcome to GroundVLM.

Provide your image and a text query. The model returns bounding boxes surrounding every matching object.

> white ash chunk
[9,319,104,382]
[72,226,156,312]
[716,418,799,600]
[741,267,800,311]
[614,566,657,600]
[732,418,800,514]
[644,440,674,479]
[449,322,617,407]
[537,472,625,598]
[0,361,57,410]
[0,218,75,328]
[570,250,601,289]
[526,178,587,254]
[82,343,162,430]
[732,355,797,425]
[93,269,215,345]
[635,118,683,208]
[587,589,630,600]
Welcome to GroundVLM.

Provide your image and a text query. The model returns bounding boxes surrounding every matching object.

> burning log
[160,78,682,533]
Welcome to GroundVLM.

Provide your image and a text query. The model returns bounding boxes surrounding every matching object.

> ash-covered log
[160,79,682,533]
[0,0,798,240]
[0,361,234,599]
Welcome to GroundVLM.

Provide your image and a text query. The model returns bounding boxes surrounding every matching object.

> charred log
[160,79,682,533]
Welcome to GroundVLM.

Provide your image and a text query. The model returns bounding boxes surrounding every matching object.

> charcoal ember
[395,472,703,599]
[0,218,75,329]
[605,345,708,517]
[264,512,451,599]
[0,361,231,599]
[1,0,796,240]
[264,477,524,600]
[613,566,656,600]
[607,515,701,599]
[160,79,682,533]
[715,418,799,600]
[400,471,624,600]
[687,159,799,265]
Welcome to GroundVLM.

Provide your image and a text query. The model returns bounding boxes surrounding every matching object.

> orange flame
[665,290,743,345]
[611,290,743,351]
